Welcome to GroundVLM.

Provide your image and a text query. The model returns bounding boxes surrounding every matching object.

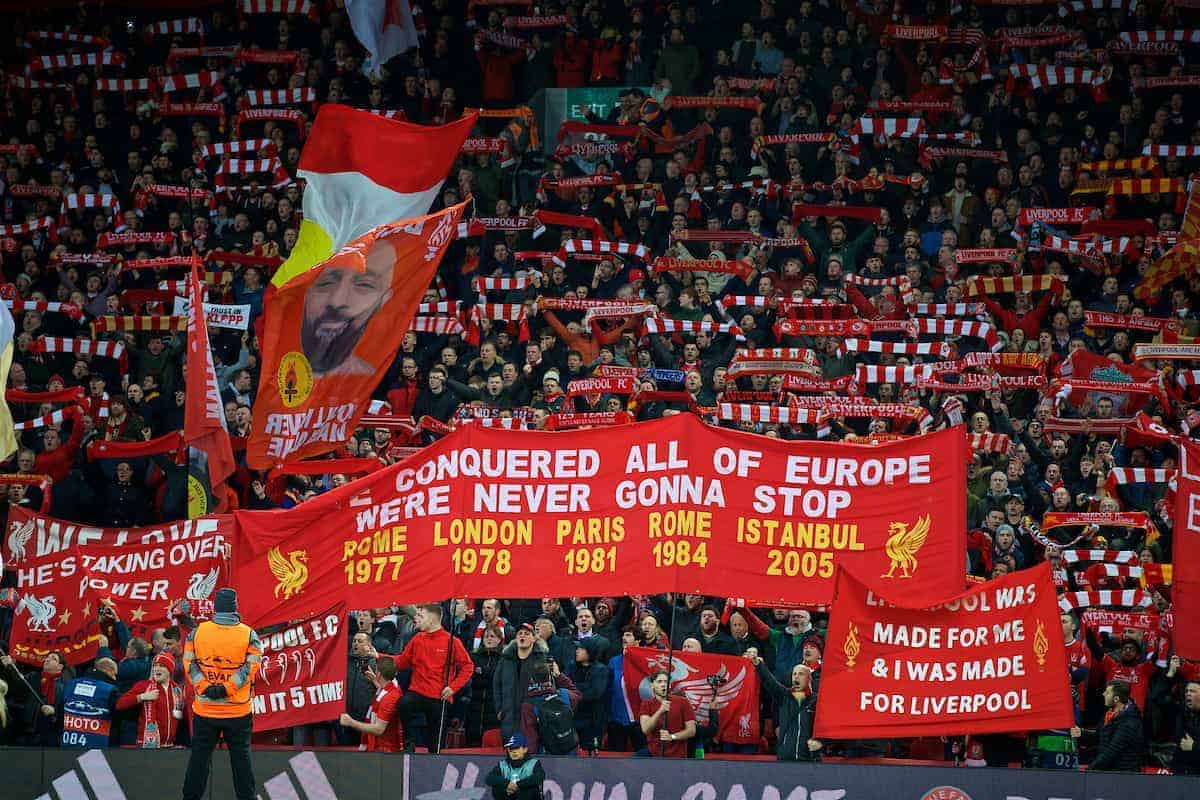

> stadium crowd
[0,0,1199,776]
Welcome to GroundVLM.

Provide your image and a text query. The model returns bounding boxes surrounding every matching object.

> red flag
[252,603,348,731]
[620,646,761,745]
[814,562,1075,739]
[246,202,465,468]
[1175,439,1200,659]
[185,254,236,515]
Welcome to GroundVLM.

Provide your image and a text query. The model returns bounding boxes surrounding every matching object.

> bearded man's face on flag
[301,239,395,376]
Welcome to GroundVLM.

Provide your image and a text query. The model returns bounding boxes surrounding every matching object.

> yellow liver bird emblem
[881,514,931,579]
[267,547,308,599]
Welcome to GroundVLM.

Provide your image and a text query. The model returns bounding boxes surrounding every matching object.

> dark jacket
[572,638,609,748]
[1171,707,1200,775]
[756,660,819,762]
[699,629,739,656]
[485,755,545,800]
[1086,702,1146,771]
[493,639,548,738]
[345,655,378,721]
[468,646,503,741]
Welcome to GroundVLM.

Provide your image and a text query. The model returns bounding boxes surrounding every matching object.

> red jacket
[386,380,421,417]
[394,628,472,700]
[589,40,624,83]
[980,282,1062,340]
[34,408,84,482]
[476,48,525,104]
[116,678,186,747]
[553,39,590,87]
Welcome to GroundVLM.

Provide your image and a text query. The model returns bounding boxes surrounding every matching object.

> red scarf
[40,671,59,703]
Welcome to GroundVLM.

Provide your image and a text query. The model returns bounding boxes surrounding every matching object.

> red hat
[802,635,824,653]
[153,652,176,673]
[628,268,645,282]
[47,374,65,387]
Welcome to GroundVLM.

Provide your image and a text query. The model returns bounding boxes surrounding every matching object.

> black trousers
[398,692,448,753]
[182,713,256,800]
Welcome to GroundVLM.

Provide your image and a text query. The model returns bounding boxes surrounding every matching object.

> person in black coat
[468,626,504,745]
[571,637,609,752]
[749,650,822,762]
[1071,680,1146,771]
[1172,678,1200,775]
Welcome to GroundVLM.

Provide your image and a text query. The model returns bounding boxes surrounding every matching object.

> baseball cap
[505,732,528,749]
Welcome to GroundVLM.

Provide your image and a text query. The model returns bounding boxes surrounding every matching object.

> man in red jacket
[394,603,472,753]
[34,406,84,482]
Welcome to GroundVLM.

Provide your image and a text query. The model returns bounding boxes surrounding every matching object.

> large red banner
[1175,439,1200,660]
[4,508,233,664]
[233,415,966,627]
[247,203,465,468]
[814,562,1075,739]
[252,604,347,731]
[620,646,761,745]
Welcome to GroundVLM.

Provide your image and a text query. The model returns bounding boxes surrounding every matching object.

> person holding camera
[342,631,379,746]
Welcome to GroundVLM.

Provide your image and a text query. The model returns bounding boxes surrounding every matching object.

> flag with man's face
[247,202,466,468]
[271,104,476,289]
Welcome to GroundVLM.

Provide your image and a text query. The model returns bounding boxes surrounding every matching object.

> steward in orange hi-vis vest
[182,588,263,800]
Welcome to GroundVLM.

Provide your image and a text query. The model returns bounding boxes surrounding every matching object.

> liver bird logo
[16,593,57,632]
[6,518,35,564]
[881,514,931,579]
[186,567,220,600]
[267,547,308,600]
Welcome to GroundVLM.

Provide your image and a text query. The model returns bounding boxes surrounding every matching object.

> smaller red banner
[252,604,348,731]
[814,562,1074,738]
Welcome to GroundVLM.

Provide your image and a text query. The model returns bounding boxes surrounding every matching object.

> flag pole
[436,597,457,752]
[661,595,678,757]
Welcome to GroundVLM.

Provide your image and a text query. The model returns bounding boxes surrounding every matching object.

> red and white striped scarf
[417,301,462,315]
[643,318,744,339]
[1043,417,1132,436]
[1120,29,1200,44]
[914,318,1001,350]
[13,406,80,431]
[1042,234,1131,258]
[854,363,943,385]
[1142,144,1200,157]
[475,275,531,294]
[198,139,274,158]
[1057,0,1135,16]
[909,302,986,316]
[792,398,933,429]
[30,51,125,72]
[240,0,314,15]
[25,30,107,47]
[62,193,121,215]
[166,46,241,69]
[242,87,316,107]
[1106,467,1175,485]
[1057,590,1151,612]
[718,403,830,430]
[408,316,465,336]
[5,300,82,320]
[8,184,63,201]
[721,295,774,309]
[0,217,56,238]
[1061,548,1140,564]
[8,75,69,90]
[1084,563,1144,583]
[92,77,155,93]
[212,157,291,193]
[58,252,113,266]
[146,18,205,38]
[159,71,223,95]
[852,117,925,138]
[30,337,128,369]
[840,339,950,357]
[968,431,1012,454]
[555,239,650,265]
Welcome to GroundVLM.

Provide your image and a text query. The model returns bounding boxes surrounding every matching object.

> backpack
[533,690,578,755]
